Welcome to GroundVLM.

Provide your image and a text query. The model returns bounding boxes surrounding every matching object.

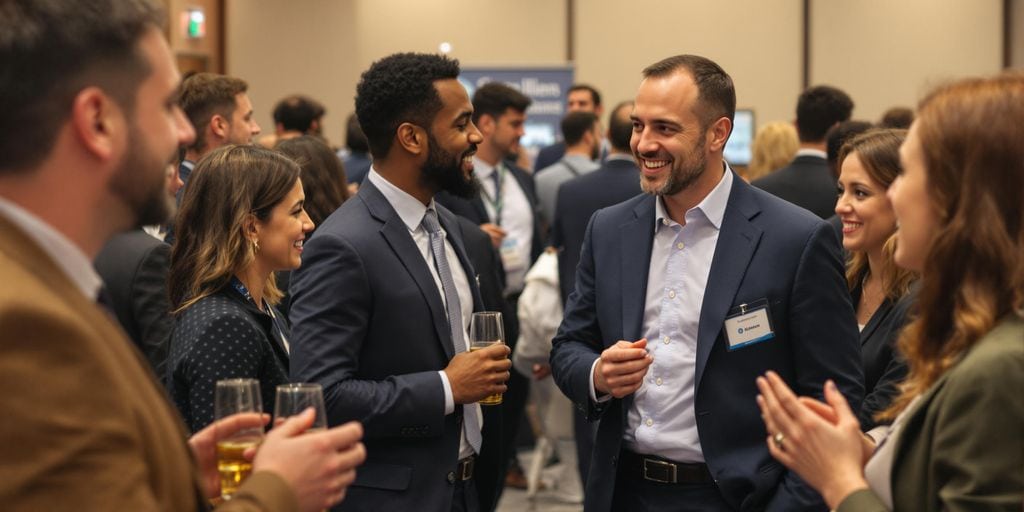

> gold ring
[772,432,785,450]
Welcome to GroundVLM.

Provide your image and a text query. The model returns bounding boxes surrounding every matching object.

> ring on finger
[772,432,785,450]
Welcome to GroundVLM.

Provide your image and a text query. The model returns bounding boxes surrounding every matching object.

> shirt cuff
[438,370,455,415]
[589,358,612,403]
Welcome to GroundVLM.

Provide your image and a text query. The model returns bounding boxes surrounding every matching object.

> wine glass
[469,311,505,405]
[214,378,263,499]
[274,383,327,432]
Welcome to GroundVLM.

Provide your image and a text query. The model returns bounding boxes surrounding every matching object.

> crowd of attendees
[0,1,1021,511]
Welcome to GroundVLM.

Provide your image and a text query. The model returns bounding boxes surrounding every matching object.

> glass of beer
[214,378,263,500]
[469,311,505,405]
[274,383,327,432]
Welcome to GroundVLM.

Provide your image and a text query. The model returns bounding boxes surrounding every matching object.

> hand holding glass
[469,311,505,405]
[214,378,263,499]
[274,383,328,432]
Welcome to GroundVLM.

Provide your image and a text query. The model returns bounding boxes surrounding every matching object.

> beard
[640,136,707,197]
[108,124,176,229]
[422,132,478,199]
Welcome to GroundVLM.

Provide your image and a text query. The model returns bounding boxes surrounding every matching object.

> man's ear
[707,117,733,153]
[70,87,122,162]
[396,122,426,156]
[210,114,229,140]
[476,114,495,136]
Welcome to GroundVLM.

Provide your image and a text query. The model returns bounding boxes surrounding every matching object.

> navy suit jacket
[551,157,642,305]
[534,142,567,173]
[550,174,863,511]
[288,179,498,511]
[751,154,837,220]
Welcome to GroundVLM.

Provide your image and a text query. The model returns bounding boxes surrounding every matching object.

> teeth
[643,159,668,169]
[293,240,303,248]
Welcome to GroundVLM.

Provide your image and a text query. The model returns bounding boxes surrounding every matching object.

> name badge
[724,299,775,350]
[499,236,526,272]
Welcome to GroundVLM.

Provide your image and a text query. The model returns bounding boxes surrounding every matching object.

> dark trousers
[451,478,480,512]
[489,293,529,506]
[610,453,731,512]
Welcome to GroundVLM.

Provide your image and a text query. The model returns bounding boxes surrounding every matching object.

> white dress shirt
[0,196,102,301]
[473,157,534,295]
[367,170,480,459]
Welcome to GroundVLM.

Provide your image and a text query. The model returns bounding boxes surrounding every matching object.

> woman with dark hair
[167,145,314,433]
[757,74,1024,511]
[834,129,916,429]
[275,135,351,228]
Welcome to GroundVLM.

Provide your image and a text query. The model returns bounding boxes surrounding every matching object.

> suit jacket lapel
[621,196,657,341]
[360,181,455,359]
[695,178,763,388]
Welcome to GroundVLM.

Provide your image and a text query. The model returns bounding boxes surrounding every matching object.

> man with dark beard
[549,55,864,511]
[288,52,511,512]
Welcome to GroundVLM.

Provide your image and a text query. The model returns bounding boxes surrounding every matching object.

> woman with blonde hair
[834,128,916,429]
[167,145,314,433]
[746,121,798,181]
[757,74,1024,510]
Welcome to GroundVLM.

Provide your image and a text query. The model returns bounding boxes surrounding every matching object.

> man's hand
[532,363,551,380]
[189,413,269,499]
[253,408,366,512]
[479,223,507,249]
[594,339,653,398]
[444,343,512,404]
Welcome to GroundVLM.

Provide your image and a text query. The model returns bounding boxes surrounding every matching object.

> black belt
[447,456,475,483]
[620,450,713,484]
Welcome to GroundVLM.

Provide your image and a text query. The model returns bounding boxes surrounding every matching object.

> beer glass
[274,383,327,432]
[214,378,263,499]
[469,311,505,405]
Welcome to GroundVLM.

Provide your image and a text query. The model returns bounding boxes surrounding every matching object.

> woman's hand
[756,371,870,509]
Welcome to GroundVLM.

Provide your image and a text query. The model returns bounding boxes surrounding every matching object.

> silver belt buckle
[643,458,677,484]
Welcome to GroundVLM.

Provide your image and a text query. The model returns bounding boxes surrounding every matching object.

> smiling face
[421,79,483,198]
[486,107,526,159]
[835,152,898,254]
[253,178,314,272]
[889,123,937,272]
[630,71,711,197]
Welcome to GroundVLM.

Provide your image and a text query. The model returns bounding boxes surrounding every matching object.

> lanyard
[230,277,289,352]
[479,163,506,226]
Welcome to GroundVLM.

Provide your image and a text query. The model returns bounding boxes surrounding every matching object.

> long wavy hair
[747,121,798,181]
[169,145,301,312]
[837,128,916,301]
[882,73,1024,418]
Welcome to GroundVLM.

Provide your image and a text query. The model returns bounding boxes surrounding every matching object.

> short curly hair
[355,53,461,159]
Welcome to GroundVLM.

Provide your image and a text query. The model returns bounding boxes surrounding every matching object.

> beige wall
[227,0,564,146]
[576,0,803,130]
[1012,0,1024,69]
[228,0,1009,146]
[811,0,1003,123]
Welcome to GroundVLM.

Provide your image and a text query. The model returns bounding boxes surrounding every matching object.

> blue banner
[459,66,574,149]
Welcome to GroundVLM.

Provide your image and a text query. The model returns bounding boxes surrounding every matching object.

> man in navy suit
[535,84,605,173]
[549,55,863,511]
[289,53,511,512]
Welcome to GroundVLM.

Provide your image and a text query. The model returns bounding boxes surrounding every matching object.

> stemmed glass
[214,378,263,500]
[274,383,328,431]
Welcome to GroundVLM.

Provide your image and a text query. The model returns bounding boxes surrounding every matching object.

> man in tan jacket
[0,1,364,510]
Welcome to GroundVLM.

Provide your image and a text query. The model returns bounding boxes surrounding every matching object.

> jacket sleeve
[288,232,447,440]
[129,242,173,380]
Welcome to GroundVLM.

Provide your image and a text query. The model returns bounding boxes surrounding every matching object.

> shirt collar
[0,196,103,300]
[367,168,435,232]
[653,164,734,232]
[605,153,636,163]
[472,156,498,180]
[562,153,595,166]
[795,148,827,159]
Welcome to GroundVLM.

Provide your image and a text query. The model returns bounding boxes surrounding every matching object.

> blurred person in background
[745,121,799,182]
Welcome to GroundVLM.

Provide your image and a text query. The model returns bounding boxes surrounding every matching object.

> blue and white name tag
[724,300,775,350]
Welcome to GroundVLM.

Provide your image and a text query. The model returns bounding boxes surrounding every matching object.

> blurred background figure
[833,129,916,430]
[259,94,327,148]
[338,112,374,187]
[877,106,914,129]
[274,135,352,313]
[745,121,799,182]
[167,145,314,433]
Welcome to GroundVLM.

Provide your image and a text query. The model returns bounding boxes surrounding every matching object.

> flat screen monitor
[724,109,754,166]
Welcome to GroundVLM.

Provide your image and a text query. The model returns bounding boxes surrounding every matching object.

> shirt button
[656,377,663,386]
[663,336,670,344]
[676,242,685,250]
[662,218,670,226]
[645,418,654,427]
[668,290,676,299]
